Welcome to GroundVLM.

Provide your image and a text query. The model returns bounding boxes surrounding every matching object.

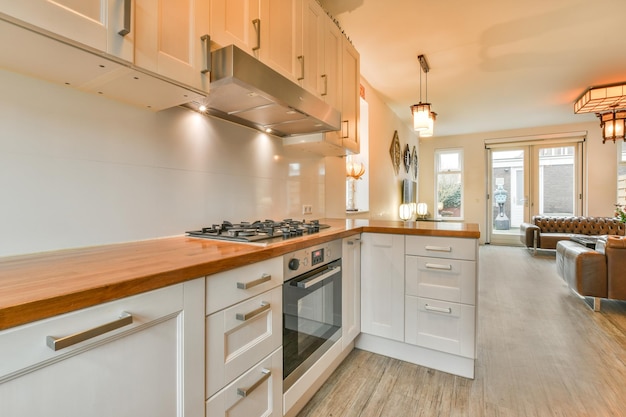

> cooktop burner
[186,219,330,243]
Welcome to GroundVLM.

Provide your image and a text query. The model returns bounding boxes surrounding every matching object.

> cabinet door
[322,16,342,110]
[135,0,211,92]
[360,233,404,342]
[259,0,298,81]
[342,235,361,349]
[341,38,360,153]
[0,279,205,417]
[298,0,324,94]
[0,0,133,61]
[210,0,260,53]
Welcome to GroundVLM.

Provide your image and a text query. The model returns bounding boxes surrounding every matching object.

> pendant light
[598,109,626,143]
[410,55,435,134]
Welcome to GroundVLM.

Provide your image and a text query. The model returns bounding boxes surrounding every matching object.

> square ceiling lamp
[410,55,436,135]
[574,82,626,143]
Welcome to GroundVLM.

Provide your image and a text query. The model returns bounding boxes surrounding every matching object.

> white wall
[0,69,327,257]
[418,122,619,244]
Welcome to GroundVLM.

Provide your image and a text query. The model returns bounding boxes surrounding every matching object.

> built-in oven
[282,239,342,392]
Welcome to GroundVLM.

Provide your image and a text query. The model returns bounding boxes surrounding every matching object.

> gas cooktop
[186,219,330,243]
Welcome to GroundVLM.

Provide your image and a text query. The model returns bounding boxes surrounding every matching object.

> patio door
[486,136,584,245]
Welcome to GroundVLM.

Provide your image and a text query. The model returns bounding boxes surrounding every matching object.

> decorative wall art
[389,130,401,175]
[403,144,411,173]
[411,146,418,181]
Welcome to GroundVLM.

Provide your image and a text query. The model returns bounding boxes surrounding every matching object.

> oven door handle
[295,266,341,289]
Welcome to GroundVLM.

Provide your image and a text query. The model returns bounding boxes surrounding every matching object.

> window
[435,149,463,219]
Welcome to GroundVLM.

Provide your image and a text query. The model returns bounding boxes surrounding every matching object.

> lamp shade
[600,110,626,143]
[411,103,431,131]
[399,203,413,221]
[416,203,428,216]
[419,112,437,137]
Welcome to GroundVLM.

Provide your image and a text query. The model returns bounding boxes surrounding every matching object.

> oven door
[283,259,342,392]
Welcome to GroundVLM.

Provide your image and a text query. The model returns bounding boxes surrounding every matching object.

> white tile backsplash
[0,69,327,257]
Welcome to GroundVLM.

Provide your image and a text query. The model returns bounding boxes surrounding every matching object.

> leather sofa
[520,216,625,253]
[556,236,626,311]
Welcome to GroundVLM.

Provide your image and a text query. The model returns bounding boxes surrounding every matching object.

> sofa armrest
[520,222,539,248]
[604,236,626,300]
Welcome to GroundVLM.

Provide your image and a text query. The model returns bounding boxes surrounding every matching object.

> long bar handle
[297,55,305,81]
[342,120,349,138]
[47,312,133,351]
[237,273,271,290]
[296,266,341,289]
[201,34,211,74]
[321,74,328,96]
[118,0,131,36]
[252,19,261,51]
[424,304,452,314]
[236,302,270,321]
[347,237,360,245]
[425,245,452,252]
[237,368,271,397]
[425,263,452,271]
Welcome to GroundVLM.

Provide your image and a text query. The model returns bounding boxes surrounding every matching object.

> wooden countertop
[0,219,479,331]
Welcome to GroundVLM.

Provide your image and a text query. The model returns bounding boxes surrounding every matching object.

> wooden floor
[296,245,626,417]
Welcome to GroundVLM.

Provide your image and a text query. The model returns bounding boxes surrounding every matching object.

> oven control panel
[283,239,342,281]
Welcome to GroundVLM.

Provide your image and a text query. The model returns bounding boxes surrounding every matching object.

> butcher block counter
[0,219,479,331]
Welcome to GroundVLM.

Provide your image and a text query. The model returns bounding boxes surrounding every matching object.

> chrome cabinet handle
[425,263,452,271]
[424,304,452,314]
[321,74,328,96]
[201,34,211,74]
[237,368,271,397]
[118,0,131,36]
[237,273,271,289]
[236,302,270,321]
[298,55,305,81]
[347,238,361,245]
[342,120,349,138]
[252,19,261,51]
[296,266,341,289]
[425,245,452,252]
[46,312,133,351]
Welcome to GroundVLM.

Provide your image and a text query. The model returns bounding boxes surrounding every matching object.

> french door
[486,141,584,245]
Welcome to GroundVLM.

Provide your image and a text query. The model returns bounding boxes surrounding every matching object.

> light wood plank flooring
[297,245,626,417]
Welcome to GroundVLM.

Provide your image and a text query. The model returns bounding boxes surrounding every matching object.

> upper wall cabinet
[0,0,133,62]
[210,0,298,82]
[135,0,211,93]
[341,38,360,154]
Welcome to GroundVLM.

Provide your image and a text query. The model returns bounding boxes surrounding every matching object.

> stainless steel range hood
[188,45,341,137]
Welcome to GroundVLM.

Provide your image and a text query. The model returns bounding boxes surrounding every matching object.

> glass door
[487,143,581,245]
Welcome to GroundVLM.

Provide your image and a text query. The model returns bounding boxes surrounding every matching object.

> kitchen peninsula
[0,219,479,417]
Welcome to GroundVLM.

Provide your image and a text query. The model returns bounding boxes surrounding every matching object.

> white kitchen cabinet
[135,0,211,92]
[0,279,205,417]
[0,0,133,61]
[206,347,282,417]
[342,234,361,350]
[359,232,405,342]
[340,37,360,154]
[296,0,324,94]
[205,257,283,414]
[210,0,298,82]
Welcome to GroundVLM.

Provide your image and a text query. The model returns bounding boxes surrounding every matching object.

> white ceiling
[319,0,626,137]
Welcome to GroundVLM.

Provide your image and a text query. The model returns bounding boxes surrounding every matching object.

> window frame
[434,148,464,220]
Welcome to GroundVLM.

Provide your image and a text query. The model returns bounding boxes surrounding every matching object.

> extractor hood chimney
[186,45,341,137]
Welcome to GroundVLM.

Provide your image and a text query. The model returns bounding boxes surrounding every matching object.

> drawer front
[405,255,476,305]
[0,284,184,381]
[207,347,283,417]
[206,257,283,315]
[405,296,475,359]
[206,286,282,398]
[405,235,477,261]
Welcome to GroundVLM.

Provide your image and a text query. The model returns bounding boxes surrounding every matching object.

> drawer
[207,347,283,417]
[405,235,477,261]
[405,255,476,305]
[0,283,184,381]
[405,296,475,359]
[206,286,282,398]
[206,257,283,315]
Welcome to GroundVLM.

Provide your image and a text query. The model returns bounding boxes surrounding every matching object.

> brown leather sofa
[520,216,625,253]
[556,236,626,311]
